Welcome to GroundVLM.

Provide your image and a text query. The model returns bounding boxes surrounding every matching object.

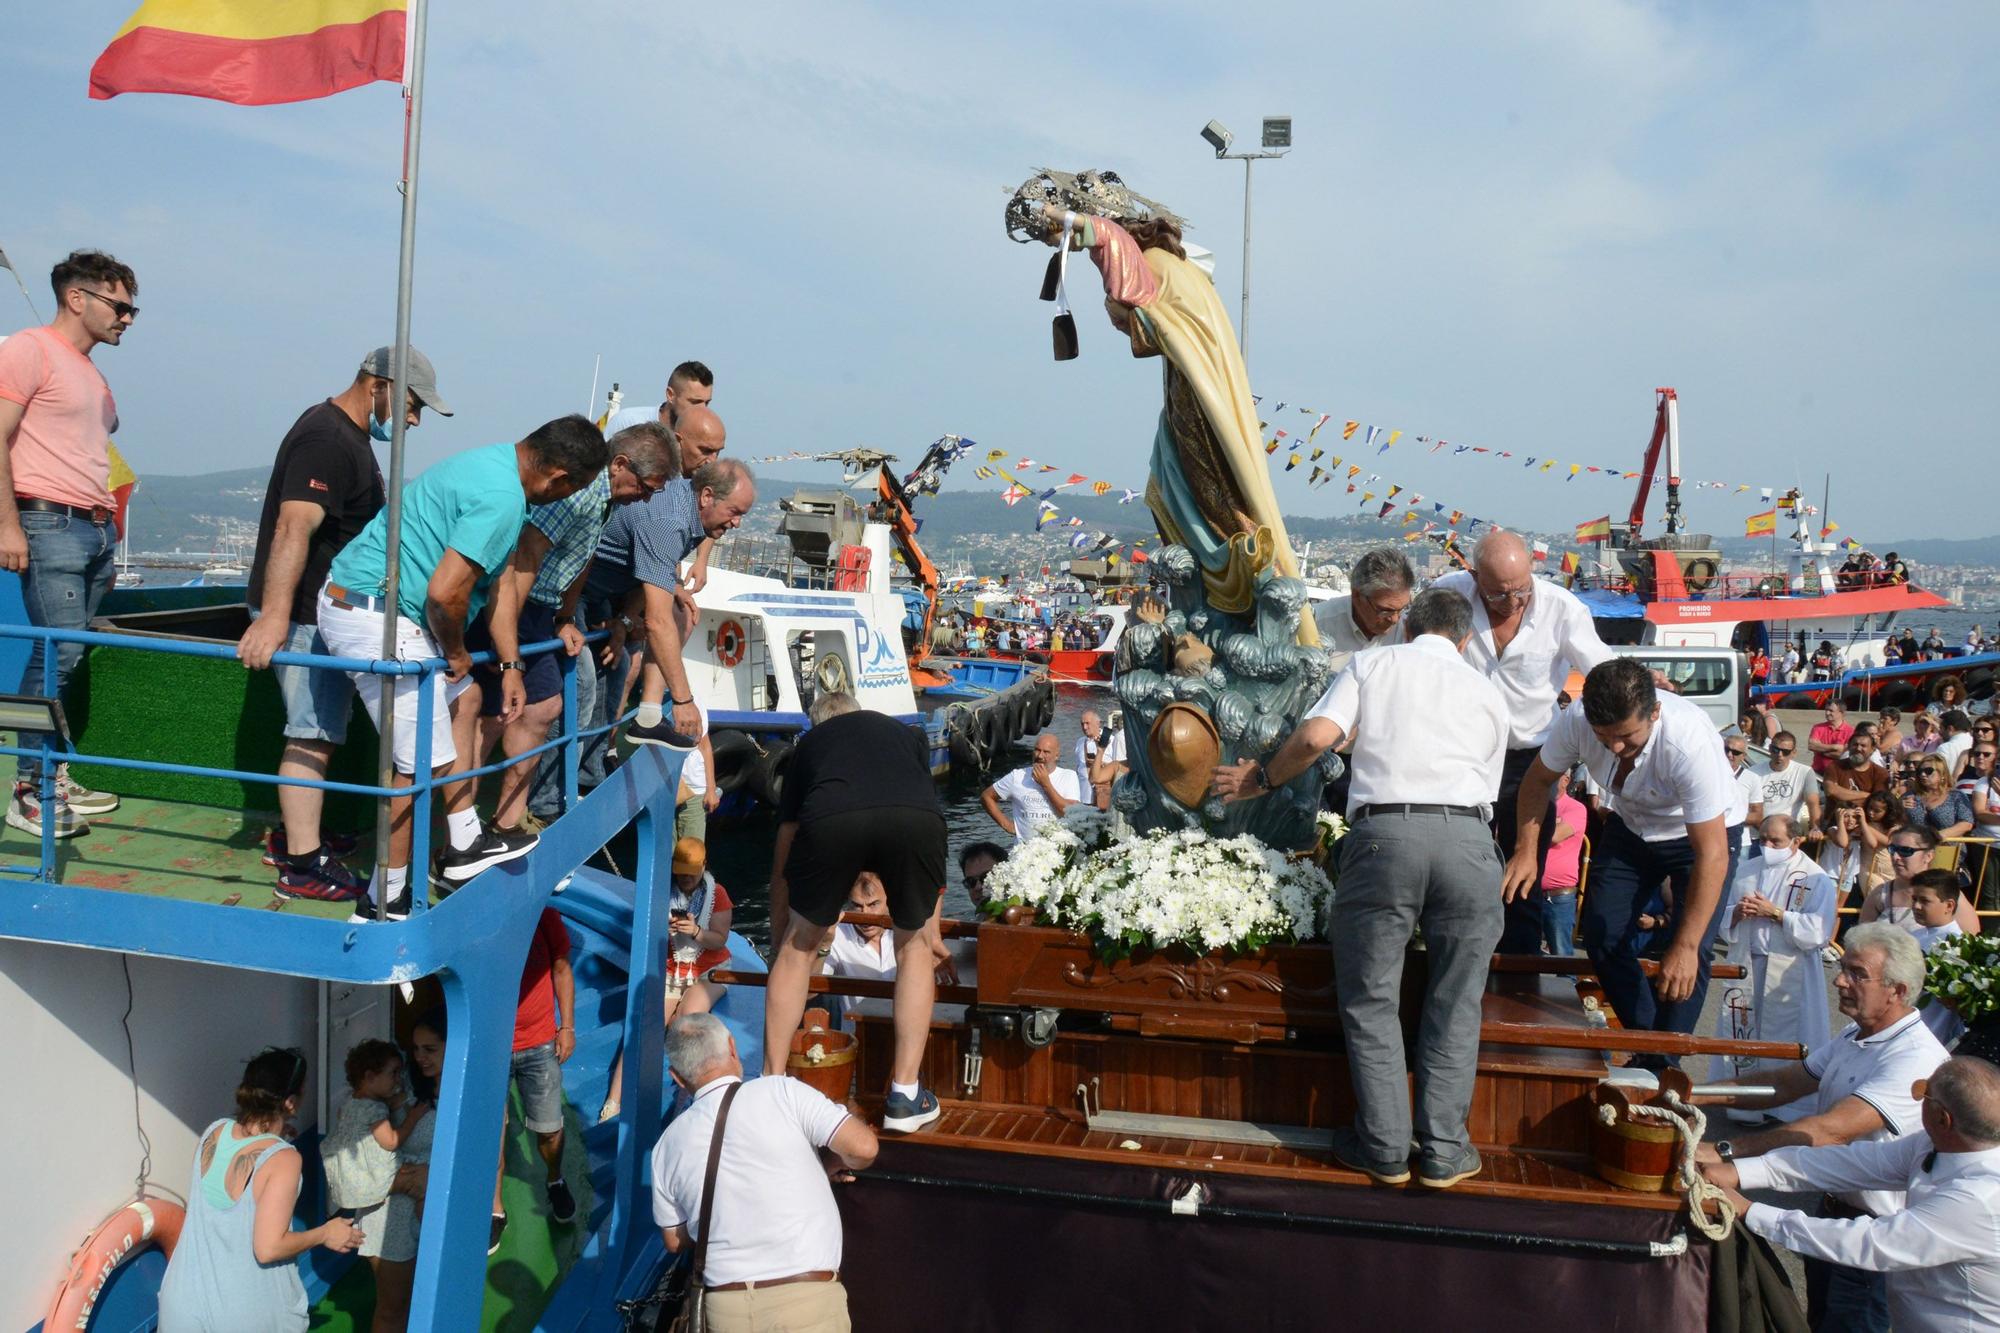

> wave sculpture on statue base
[1005,167,1338,851]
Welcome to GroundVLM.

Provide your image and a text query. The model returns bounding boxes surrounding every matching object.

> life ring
[45,1195,185,1332]
[714,619,747,668]
[1682,558,1719,592]
[814,651,850,696]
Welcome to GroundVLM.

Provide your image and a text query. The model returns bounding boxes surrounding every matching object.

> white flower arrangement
[1927,933,2000,1022]
[984,817,1334,959]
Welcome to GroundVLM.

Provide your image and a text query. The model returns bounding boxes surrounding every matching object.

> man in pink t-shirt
[0,249,137,837]
[1806,702,1854,779]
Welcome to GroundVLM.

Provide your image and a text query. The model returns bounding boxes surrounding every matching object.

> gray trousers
[1332,809,1504,1163]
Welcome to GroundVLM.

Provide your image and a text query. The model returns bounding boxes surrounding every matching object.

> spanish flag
[1574,515,1611,542]
[91,0,407,106]
[1746,509,1777,537]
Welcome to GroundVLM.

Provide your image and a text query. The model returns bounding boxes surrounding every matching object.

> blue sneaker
[882,1086,941,1134]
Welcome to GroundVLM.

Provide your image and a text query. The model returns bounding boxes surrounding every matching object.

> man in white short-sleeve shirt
[1212,587,1508,1189]
[1505,657,1748,1046]
[1432,532,1615,954]
[1697,925,1951,1328]
[1755,731,1822,832]
[651,1013,877,1325]
[981,733,1081,845]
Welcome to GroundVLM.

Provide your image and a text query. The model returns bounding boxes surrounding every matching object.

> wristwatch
[1253,761,1273,793]
[553,614,576,627]
[1716,1140,1736,1162]
[498,660,527,673]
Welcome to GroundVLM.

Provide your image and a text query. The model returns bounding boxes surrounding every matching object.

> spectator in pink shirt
[1807,702,1855,779]
[0,249,137,838]
[1540,786,1588,955]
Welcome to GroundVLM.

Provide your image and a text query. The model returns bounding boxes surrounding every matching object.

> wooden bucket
[787,1010,856,1102]
[1588,1077,1688,1194]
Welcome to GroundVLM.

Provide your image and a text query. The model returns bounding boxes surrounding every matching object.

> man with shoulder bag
[650,1013,878,1331]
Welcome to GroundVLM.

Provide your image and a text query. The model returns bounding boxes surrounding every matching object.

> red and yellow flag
[91,0,407,106]
[1745,509,1777,537]
[106,442,139,540]
[1574,515,1610,542]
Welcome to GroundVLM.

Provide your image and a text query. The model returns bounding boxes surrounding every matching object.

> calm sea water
[705,684,1104,948]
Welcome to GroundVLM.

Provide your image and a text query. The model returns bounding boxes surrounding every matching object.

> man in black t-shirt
[235,346,451,900]
[762,690,948,1133]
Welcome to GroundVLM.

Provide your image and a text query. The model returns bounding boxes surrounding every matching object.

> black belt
[1353,803,1488,821]
[16,496,114,524]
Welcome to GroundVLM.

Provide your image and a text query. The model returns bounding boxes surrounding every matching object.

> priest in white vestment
[1711,814,1839,1121]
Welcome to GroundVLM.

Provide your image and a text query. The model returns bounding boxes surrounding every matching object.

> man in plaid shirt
[458,421,679,851]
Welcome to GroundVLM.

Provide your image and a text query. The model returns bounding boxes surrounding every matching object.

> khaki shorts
[705,1279,850,1333]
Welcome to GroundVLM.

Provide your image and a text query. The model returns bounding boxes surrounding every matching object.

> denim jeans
[15,509,117,783]
[1580,815,1741,1044]
[1539,889,1578,956]
[1495,747,1559,953]
[1803,1255,1890,1332]
[528,643,597,820]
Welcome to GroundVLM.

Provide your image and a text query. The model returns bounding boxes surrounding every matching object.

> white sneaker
[55,764,120,816]
[7,782,86,838]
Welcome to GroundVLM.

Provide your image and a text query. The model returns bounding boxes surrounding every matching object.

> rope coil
[1625,1089,1735,1241]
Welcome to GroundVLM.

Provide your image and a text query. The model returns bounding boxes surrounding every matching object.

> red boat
[977,604,1128,685]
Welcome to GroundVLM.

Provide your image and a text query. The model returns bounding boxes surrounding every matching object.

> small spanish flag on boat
[1574,515,1611,542]
[91,0,408,106]
[1745,509,1778,537]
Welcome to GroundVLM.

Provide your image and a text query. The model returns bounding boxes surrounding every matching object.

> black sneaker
[488,1212,508,1255]
[1416,1144,1483,1190]
[547,1176,577,1225]
[1331,1126,1411,1186]
[346,885,413,924]
[275,851,367,902]
[439,825,540,884]
[262,826,360,867]
[626,718,699,750]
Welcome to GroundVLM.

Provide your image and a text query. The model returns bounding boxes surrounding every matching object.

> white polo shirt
[649,1074,851,1285]
[1539,689,1748,842]
[1310,594,1397,674]
[1431,570,1615,750]
[1305,634,1508,816]
[1799,1010,1951,1216]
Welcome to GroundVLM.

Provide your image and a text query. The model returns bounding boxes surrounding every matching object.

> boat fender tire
[1878,683,1919,712]
[979,706,1007,768]
[1035,684,1055,730]
[1001,692,1026,746]
[1964,667,1995,698]
[753,740,795,809]
[1840,685,1867,712]
[709,731,759,795]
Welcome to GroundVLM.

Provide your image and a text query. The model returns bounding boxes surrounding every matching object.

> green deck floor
[0,792,359,916]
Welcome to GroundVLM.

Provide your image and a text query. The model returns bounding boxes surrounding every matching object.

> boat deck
[0,792,353,916]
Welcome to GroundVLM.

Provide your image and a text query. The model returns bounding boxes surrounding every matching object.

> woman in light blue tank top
[158,1048,364,1332]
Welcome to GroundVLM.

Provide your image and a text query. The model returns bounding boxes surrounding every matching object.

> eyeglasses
[1725,748,1747,757]
[78,288,139,320]
[1887,845,1927,858]
[1480,587,1533,606]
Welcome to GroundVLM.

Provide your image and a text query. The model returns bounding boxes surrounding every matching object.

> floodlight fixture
[1201,120,1234,155]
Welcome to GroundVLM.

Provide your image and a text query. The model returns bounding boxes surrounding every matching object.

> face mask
[369,413,394,443]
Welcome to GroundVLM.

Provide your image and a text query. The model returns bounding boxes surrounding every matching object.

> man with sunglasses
[237,345,452,900]
[1726,737,1767,854]
[1755,730,1822,837]
[0,250,140,838]
[1432,529,1614,953]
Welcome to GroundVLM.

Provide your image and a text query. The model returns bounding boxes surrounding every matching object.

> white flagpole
[372,0,429,880]
[0,245,45,323]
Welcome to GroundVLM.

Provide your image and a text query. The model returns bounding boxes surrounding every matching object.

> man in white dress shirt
[1711,814,1839,1117]
[1073,710,1105,796]
[1310,547,1414,673]
[1505,657,1747,1046]
[1703,1055,2000,1333]
[1213,588,1507,1190]
[651,1013,878,1332]
[1697,924,1950,1330]
[1433,531,1614,952]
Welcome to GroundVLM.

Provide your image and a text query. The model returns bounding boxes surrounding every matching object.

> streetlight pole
[1201,116,1291,365]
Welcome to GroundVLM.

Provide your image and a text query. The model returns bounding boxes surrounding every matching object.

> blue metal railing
[0,614,686,1329]
[0,620,633,900]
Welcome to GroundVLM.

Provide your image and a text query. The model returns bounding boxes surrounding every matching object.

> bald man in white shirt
[1432,531,1614,953]
[1505,657,1747,1049]
[1214,588,1508,1190]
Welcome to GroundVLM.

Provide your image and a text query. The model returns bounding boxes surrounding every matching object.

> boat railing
[710,531,846,590]
[1826,836,2000,933]
[0,619,685,1326]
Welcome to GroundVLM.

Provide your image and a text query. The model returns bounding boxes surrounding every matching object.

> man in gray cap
[236,345,450,901]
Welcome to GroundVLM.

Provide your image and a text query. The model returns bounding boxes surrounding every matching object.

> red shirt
[671,878,734,974]
[1809,722,1854,776]
[514,908,572,1051]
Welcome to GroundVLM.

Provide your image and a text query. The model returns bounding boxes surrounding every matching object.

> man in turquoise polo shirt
[317,414,607,921]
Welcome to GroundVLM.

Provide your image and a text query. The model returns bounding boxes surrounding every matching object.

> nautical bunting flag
[1117,489,1140,503]
[973,466,994,480]
[1091,481,1111,495]
[91,0,409,105]
[1819,522,1840,539]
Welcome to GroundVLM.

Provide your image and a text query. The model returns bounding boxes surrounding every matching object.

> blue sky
[4,2,1995,541]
